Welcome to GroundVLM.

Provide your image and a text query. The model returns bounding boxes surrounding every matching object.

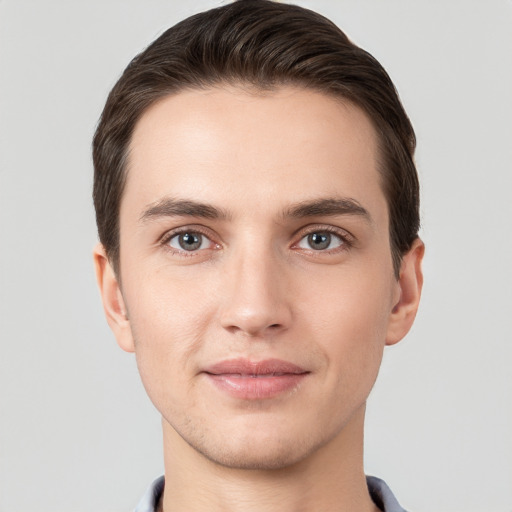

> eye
[297,231,344,251]
[167,231,212,252]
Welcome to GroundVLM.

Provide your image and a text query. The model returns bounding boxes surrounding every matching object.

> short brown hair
[93,0,419,277]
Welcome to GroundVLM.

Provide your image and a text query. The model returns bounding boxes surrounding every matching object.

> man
[93,1,424,511]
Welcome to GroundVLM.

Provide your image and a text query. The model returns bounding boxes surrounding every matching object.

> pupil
[179,233,201,251]
[308,233,330,250]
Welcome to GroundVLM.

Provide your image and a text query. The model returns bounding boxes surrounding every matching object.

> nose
[219,247,292,338]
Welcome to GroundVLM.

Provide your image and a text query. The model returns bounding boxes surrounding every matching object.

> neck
[160,405,379,512]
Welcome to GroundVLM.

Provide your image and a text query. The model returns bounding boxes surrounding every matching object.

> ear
[93,243,135,353]
[386,238,425,346]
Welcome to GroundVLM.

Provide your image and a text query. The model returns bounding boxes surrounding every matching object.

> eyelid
[156,223,355,256]
[158,225,221,252]
[291,224,356,250]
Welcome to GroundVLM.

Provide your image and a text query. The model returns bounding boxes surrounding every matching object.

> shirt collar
[134,474,407,512]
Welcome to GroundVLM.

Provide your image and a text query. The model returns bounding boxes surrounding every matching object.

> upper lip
[203,358,309,376]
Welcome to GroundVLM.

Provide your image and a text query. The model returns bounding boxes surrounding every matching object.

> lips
[203,358,310,399]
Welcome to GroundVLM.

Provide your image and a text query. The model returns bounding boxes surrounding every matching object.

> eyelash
[159,226,219,257]
[158,224,355,257]
[292,224,355,254]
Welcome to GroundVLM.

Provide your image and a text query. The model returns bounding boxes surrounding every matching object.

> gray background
[1,1,511,510]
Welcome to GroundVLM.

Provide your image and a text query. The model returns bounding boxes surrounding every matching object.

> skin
[95,86,424,512]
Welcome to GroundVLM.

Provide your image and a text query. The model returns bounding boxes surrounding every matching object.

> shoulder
[367,475,409,512]
[134,476,164,512]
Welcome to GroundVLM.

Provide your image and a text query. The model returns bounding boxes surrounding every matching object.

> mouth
[203,358,310,400]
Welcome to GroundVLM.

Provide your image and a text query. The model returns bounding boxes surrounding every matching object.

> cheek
[126,263,218,342]
[299,267,392,382]
[123,271,217,404]
[300,261,392,336]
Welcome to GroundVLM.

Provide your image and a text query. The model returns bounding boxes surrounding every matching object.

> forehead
[123,86,386,225]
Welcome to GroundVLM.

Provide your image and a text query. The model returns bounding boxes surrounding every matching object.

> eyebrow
[139,197,230,223]
[139,196,371,224]
[282,197,372,223]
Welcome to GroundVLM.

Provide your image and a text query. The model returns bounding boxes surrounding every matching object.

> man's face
[101,86,419,469]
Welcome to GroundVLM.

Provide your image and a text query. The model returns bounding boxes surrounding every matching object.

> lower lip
[206,373,308,400]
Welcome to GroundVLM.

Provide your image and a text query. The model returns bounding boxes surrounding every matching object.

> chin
[183,424,323,471]
[164,396,362,471]
[200,442,313,471]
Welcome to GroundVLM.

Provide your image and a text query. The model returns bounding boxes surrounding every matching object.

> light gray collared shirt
[134,475,408,512]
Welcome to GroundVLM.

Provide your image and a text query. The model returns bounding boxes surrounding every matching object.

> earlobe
[93,243,135,353]
[385,238,425,346]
